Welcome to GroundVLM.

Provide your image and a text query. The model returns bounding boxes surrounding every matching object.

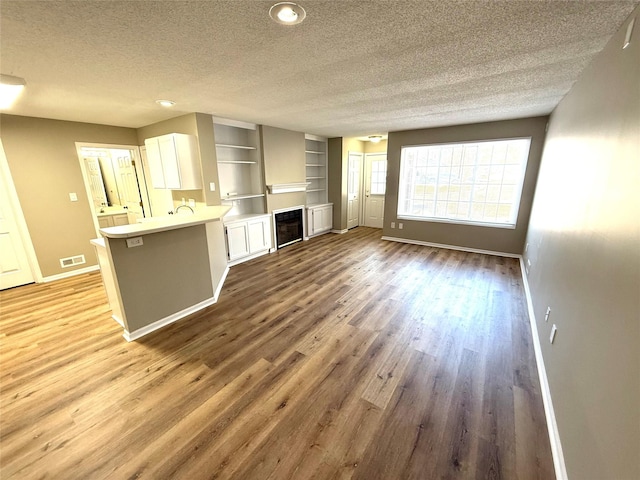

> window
[370,157,387,195]
[397,138,531,228]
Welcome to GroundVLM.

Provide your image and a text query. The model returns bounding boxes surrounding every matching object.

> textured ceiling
[1,0,637,137]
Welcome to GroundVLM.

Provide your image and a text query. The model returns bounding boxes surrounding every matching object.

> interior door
[363,153,387,228]
[347,152,363,229]
[113,151,144,222]
[84,158,108,208]
[0,142,34,289]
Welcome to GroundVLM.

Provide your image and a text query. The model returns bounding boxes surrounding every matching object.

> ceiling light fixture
[0,74,26,109]
[368,135,383,143]
[155,99,176,107]
[269,2,306,25]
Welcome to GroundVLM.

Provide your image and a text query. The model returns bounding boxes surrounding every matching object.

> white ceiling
[1,0,637,137]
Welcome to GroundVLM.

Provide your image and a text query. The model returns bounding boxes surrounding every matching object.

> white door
[0,142,34,289]
[112,151,144,222]
[347,152,363,229]
[363,153,387,228]
[84,158,108,208]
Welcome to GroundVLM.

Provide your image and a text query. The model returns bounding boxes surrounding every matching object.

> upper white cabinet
[305,134,328,206]
[144,133,202,190]
[214,119,266,218]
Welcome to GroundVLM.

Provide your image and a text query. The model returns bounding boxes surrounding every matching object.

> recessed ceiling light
[269,2,306,25]
[368,135,383,143]
[156,99,175,107]
[0,74,26,109]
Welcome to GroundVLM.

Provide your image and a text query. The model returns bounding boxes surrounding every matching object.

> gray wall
[260,125,306,213]
[524,6,640,479]
[382,117,548,254]
[0,114,138,277]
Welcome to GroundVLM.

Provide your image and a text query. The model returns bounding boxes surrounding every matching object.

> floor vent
[60,255,86,268]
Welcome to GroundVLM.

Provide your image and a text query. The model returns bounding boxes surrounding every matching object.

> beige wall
[524,7,640,479]
[260,125,306,213]
[137,112,221,207]
[0,114,138,277]
[327,137,366,231]
[382,117,547,254]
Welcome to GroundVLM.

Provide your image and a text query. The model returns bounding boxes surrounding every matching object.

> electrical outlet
[69,192,78,202]
[126,237,143,248]
[209,182,216,192]
[398,223,403,230]
[188,198,196,207]
[391,222,395,228]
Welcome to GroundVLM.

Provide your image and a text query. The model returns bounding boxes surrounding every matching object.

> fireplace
[274,207,304,249]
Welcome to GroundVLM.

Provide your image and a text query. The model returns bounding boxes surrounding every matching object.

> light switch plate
[550,324,558,344]
[69,192,78,202]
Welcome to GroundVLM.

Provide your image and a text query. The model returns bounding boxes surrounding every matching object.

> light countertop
[99,206,231,239]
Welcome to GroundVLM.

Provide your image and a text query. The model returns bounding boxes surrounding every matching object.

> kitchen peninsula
[91,206,231,341]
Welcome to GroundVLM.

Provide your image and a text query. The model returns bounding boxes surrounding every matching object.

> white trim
[213,266,230,302]
[519,257,567,480]
[228,248,270,267]
[42,264,100,283]
[267,183,310,194]
[123,296,217,342]
[331,229,348,234]
[380,236,520,258]
[304,133,327,142]
[212,116,257,130]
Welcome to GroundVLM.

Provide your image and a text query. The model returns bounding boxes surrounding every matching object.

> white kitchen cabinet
[98,213,129,228]
[307,203,333,237]
[224,214,272,265]
[144,133,202,190]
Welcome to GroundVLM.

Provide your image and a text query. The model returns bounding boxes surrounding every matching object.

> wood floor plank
[0,227,555,479]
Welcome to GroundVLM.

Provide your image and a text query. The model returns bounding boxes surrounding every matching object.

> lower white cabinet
[98,213,129,228]
[307,203,333,237]
[224,214,272,264]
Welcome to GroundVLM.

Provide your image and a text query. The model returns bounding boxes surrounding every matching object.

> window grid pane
[398,138,530,227]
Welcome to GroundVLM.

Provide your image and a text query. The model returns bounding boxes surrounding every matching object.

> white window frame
[397,137,531,229]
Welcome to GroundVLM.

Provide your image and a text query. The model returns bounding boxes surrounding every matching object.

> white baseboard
[331,228,348,234]
[213,266,230,302]
[519,257,567,480]
[42,264,100,283]
[227,248,270,267]
[123,296,217,342]
[380,236,520,258]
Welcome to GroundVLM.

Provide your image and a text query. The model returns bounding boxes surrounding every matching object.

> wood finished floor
[0,227,554,479]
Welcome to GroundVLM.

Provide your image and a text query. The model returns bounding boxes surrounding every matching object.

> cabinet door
[112,214,129,226]
[98,216,112,228]
[320,205,333,231]
[226,223,249,261]
[157,136,181,189]
[247,217,271,253]
[144,138,166,189]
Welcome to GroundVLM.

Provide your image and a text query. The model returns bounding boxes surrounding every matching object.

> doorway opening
[76,143,150,236]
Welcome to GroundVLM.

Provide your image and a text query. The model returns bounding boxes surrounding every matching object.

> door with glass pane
[363,153,387,228]
[347,152,362,229]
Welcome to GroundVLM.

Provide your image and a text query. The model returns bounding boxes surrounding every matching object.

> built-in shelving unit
[214,119,267,220]
[305,134,328,206]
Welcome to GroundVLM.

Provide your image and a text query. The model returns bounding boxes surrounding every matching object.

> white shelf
[218,160,257,164]
[306,176,325,180]
[221,193,265,201]
[306,188,324,193]
[216,143,257,150]
[306,163,324,167]
[305,150,325,154]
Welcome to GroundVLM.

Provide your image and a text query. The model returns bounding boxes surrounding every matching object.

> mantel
[267,183,310,194]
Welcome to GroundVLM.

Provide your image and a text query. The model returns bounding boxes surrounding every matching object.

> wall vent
[59,255,86,268]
